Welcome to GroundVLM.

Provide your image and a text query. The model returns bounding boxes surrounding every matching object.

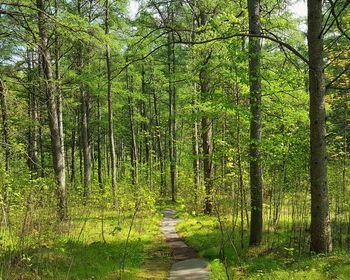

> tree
[167,0,177,202]
[36,0,67,220]
[198,7,214,215]
[77,0,92,200]
[248,0,263,246]
[308,0,332,253]
[0,79,9,226]
[105,0,117,205]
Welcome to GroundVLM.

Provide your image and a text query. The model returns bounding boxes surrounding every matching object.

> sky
[289,0,307,18]
[127,0,308,20]
[128,0,139,20]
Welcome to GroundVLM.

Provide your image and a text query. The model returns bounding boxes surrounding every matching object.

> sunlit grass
[0,205,171,279]
[177,211,350,280]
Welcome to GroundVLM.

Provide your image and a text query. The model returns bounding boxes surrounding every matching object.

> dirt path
[161,209,210,280]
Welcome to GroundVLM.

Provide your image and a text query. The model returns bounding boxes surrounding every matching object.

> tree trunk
[235,82,246,249]
[248,0,263,246]
[307,0,332,253]
[54,0,65,197]
[77,0,91,200]
[146,68,153,189]
[141,66,151,186]
[27,50,39,176]
[152,88,165,195]
[0,79,10,226]
[97,83,103,190]
[191,13,200,207]
[198,9,213,215]
[168,25,177,203]
[39,110,45,177]
[36,0,67,220]
[105,0,117,205]
[126,69,138,185]
[70,118,77,188]
[81,92,91,198]
[192,95,200,207]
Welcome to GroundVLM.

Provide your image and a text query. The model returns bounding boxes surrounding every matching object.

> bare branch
[325,63,350,90]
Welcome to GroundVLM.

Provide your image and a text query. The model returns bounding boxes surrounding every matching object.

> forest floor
[0,206,172,280]
[2,203,350,279]
[174,207,350,280]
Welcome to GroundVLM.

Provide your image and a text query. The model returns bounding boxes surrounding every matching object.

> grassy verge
[177,213,350,280]
[0,206,171,280]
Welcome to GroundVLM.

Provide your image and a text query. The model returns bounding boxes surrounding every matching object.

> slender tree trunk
[0,79,10,226]
[70,120,77,187]
[36,0,67,220]
[201,91,213,215]
[235,82,246,249]
[248,0,263,246]
[308,0,332,253]
[192,120,200,189]
[198,9,213,214]
[146,69,153,189]
[77,0,91,200]
[81,83,91,198]
[37,53,45,178]
[191,13,200,207]
[97,83,103,190]
[192,96,200,207]
[221,117,227,189]
[141,66,151,186]
[120,140,126,178]
[153,89,165,194]
[104,134,109,178]
[27,50,39,176]
[126,69,138,185]
[39,110,45,177]
[105,0,117,205]
[167,7,177,202]
[339,110,348,246]
[54,0,65,197]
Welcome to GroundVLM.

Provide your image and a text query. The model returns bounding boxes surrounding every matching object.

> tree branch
[325,63,350,90]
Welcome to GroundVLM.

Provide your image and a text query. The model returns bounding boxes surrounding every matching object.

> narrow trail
[161,209,211,280]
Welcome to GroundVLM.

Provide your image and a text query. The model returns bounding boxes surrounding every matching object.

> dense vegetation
[0,0,349,279]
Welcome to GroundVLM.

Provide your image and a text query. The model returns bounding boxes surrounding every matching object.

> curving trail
[161,209,211,280]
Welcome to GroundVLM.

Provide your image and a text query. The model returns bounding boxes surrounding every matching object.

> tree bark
[54,0,65,195]
[191,11,200,207]
[168,21,177,202]
[248,0,263,246]
[27,50,39,176]
[36,0,67,220]
[152,88,165,194]
[105,0,117,205]
[192,96,200,205]
[198,9,213,215]
[0,79,10,226]
[80,69,91,198]
[70,119,77,187]
[97,83,103,190]
[126,68,139,185]
[39,109,45,177]
[141,66,152,187]
[77,0,91,200]
[307,0,332,253]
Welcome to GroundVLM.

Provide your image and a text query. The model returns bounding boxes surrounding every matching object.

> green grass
[0,206,171,280]
[4,199,349,280]
[176,213,350,280]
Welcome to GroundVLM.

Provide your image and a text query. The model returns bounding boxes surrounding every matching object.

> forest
[0,0,349,279]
